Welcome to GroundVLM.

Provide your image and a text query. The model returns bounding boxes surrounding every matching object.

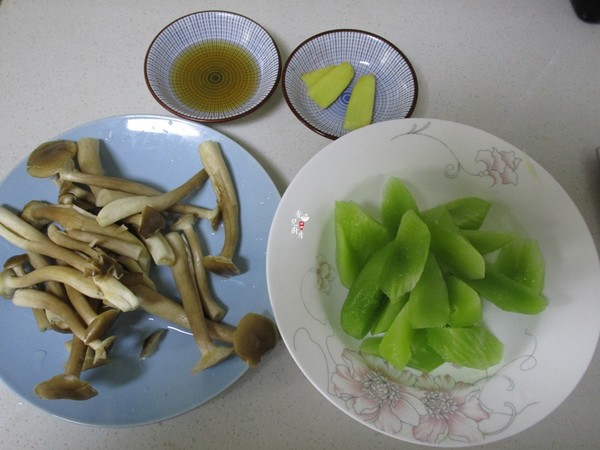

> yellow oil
[169,40,260,114]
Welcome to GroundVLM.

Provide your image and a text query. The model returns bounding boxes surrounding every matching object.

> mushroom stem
[172,214,226,321]
[84,308,120,343]
[64,335,87,376]
[91,270,139,312]
[26,252,70,331]
[165,231,233,371]
[139,233,175,266]
[63,284,101,325]
[65,228,144,261]
[46,224,97,258]
[0,265,103,300]
[32,303,54,332]
[55,180,96,209]
[116,255,156,290]
[11,289,115,363]
[130,283,235,344]
[0,206,86,269]
[106,282,275,365]
[21,202,152,272]
[34,336,98,401]
[130,206,166,238]
[75,137,104,199]
[96,169,208,227]
[4,254,54,331]
[22,202,143,246]
[0,263,137,312]
[96,188,220,223]
[170,204,221,225]
[139,329,168,360]
[27,140,162,196]
[198,141,240,276]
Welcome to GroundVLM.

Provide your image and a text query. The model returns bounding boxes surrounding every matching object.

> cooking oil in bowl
[169,40,260,114]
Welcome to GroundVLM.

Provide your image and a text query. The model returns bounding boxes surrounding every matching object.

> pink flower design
[412,373,489,444]
[475,148,521,186]
[332,349,426,434]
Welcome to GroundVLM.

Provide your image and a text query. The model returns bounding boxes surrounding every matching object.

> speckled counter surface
[1,1,599,449]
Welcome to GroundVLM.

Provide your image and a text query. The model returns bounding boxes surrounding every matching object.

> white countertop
[1,1,599,449]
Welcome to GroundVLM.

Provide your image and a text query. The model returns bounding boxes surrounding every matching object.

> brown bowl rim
[282,28,418,139]
[144,10,281,123]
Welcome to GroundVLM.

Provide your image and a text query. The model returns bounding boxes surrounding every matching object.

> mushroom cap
[233,313,278,368]
[84,308,120,343]
[0,269,18,298]
[202,255,240,276]
[34,373,98,400]
[27,140,77,178]
[3,254,29,271]
[171,213,196,232]
[20,200,53,230]
[138,206,166,238]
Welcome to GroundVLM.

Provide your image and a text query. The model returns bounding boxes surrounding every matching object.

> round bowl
[282,29,418,139]
[266,118,600,445]
[144,11,281,123]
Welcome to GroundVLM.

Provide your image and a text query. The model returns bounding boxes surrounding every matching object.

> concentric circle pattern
[169,40,260,114]
[145,11,281,122]
[283,29,418,139]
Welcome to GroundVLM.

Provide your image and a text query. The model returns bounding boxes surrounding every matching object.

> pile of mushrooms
[0,138,277,401]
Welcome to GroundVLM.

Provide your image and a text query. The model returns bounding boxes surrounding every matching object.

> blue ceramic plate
[0,115,279,426]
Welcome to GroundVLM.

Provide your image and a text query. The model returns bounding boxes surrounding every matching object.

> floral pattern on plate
[267,118,600,447]
[308,255,540,446]
[392,121,524,186]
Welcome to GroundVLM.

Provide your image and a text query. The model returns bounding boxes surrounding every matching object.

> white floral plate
[266,118,600,446]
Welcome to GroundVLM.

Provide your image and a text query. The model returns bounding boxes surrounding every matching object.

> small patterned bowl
[144,11,281,123]
[283,29,418,139]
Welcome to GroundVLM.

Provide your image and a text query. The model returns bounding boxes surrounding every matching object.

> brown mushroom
[0,206,86,269]
[165,231,233,371]
[233,312,278,368]
[84,308,120,343]
[0,264,103,300]
[27,140,162,196]
[21,202,145,248]
[129,283,276,365]
[171,213,226,321]
[3,254,52,331]
[64,228,145,262]
[75,137,104,199]
[0,261,137,312]
[198,141,240,276]
[26,252,70,332]
[34,336,98,401]
[95,169,208,227]
[138,233,175,266]
[11,288,115,363]
[46,224,122,274]
[95,188,220,224]
[56,180,96,210]
[139,328,168,360]
[136,206,166,238]
[63,284,100,325]
[128,283,231,340]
